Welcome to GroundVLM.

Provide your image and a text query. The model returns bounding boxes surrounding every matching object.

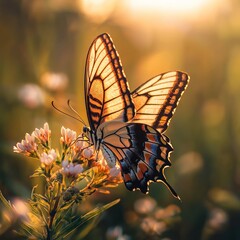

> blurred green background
[1,0,240,239]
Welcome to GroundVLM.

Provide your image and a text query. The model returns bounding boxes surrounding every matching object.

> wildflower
[33,122,51,147]
[134,197,157,215]
[60,127,77,147]
[40,72,68,92]
[106,226,131,240]
[40,149,57,166]
[74,137,85,152]
[206,208,228,231]
[154,204,181,220]
[18,83,45,108]
[140,217,167,235]
[82,147,93,158]
[109,165,121,178]
[13,133,37,157]
[61,160,83,177]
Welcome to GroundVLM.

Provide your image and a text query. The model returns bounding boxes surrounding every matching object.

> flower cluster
[11,123,122,239]
[124,196,181,239]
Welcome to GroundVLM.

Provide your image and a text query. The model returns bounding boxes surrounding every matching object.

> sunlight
[78,0,115,23]
[127,0,209,14]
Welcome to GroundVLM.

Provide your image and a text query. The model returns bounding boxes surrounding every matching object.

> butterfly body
[83,33,189,197]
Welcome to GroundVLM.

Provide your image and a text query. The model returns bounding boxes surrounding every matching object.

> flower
[61,160,83,177]
[60,127,77,147]
[40,149,57,166]
[82,147,94,158]
[205,208,228,231]
[106,226,131,240]
[18,83,45,108]
[13,133,37,157]
[33,122,51,146]
[134,197,157,215]
[140,217,167,235]
[40,72,68,92]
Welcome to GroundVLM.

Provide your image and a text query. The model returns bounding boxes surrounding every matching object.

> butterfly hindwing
[84,33,135,132]
[132,71,189,133]
[98,121,178,196]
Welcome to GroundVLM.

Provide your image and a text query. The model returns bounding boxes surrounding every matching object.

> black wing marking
[84,33,135,132]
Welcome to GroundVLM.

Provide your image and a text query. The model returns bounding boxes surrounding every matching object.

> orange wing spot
[114,59,118,68]
[179,82,184,87]
[161,116,168,122]
[143,151,151,164]
[173,88,180,95]
[145,142,154,152]
[123,173,132,182]
[160,146,167,154]
[117,68,122,78]
[164,105,173,115]
[147,133,157,142]
[138,161,148,174]
[136,164,147,180]
[111,50,116,59]
[107,42,112,50]
[169,96,176,104]
[120,80,127,92]
[91,114,99,122]
[160,151,167,159]
[156,159,165,171]
[141,125,146,131]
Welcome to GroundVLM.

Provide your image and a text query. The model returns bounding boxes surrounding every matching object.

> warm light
[126,0,209,14]
[78,0,115,23]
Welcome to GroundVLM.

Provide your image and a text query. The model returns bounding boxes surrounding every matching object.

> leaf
[0,190,13,211]
[55,199,120,239]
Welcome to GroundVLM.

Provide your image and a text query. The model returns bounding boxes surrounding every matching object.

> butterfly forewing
[132,71,189,133]
[85,33,135,132]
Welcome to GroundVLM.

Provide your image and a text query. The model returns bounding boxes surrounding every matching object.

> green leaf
[55,199,120,239]
[0,190,13,212]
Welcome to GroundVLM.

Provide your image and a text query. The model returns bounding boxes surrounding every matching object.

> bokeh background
[1,0,240,239]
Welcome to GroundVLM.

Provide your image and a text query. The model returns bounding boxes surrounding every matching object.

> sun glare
[127,0,209,14]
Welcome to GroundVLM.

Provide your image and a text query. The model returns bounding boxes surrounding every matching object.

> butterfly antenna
[51,101,85,125]
[67,99,87,126]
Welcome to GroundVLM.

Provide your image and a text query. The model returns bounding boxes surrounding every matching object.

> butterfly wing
[132,71,189,133]
[84,33,135,132]
[98,121,178,197]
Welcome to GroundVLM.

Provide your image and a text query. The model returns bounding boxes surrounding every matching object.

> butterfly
[83,33,189,198]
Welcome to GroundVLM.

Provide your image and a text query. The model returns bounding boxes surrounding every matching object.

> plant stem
[47,184,61,240]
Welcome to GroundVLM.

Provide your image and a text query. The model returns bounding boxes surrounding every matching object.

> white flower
[18,84,45,109]
[60,127,77,146]
[40,72,68,91]
[40,149,57,166]
[61,160,83,177]
[109,166,121,178]
[13,133,37,156]
[82,147,93,158]
[33,122,51,145]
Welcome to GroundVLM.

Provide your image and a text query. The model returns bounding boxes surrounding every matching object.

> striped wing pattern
[85,33,135,132]
[98,121,178,196]
[132,71,189,133]
[84,33,189,197]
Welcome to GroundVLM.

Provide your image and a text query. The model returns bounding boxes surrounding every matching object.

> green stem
[47,183,61,240]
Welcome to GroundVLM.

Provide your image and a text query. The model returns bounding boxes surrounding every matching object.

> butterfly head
[83,126,91,135]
